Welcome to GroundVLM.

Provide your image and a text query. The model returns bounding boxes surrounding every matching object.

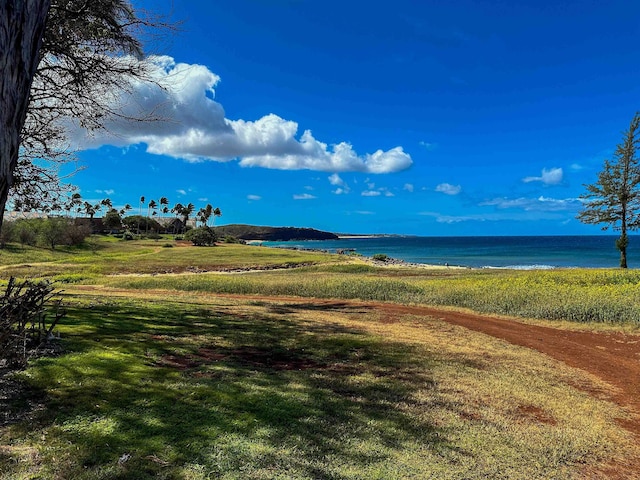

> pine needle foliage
[578,113,640,268]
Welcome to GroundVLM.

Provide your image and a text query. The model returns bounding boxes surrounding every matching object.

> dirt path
[377,303,640,428]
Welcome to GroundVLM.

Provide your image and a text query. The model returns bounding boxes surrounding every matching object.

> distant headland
[213,224,338,241]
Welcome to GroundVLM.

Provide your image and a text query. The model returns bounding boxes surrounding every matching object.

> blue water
[262,236,640,269]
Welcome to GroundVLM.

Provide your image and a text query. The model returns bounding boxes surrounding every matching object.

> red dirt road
[378,303,640,429]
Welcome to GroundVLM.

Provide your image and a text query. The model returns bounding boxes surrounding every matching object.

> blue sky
[68,0,640,235]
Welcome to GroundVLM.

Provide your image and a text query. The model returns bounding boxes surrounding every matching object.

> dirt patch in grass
[157,345,324,372]
[515,404,557,426]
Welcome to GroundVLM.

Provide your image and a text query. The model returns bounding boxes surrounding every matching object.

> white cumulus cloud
[69,56,412,174]
[293,193,316,200]
[329,173,345,186]
[523,167,563,185]
[435,183,462,195]
[403,183,414,192]
[247,194,261,201]
[328,173,350,194]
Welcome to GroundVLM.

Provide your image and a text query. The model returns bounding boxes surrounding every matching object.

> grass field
[3,237,640,325]
[0,236,638,478]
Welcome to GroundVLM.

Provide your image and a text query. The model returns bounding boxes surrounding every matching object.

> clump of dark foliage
[185,226,218,246]
[0,277,65,367]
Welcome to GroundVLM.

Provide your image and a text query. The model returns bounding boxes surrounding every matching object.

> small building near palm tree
[156,217,185,234]
[74,217,105,234]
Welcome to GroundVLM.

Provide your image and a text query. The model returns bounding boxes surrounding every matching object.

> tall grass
[104,274,424,303]
[102,268,640,324]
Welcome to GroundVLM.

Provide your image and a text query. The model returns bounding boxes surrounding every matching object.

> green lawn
[1,292,631,479]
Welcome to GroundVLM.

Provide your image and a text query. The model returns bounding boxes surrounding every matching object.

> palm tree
[66,192,81,217]
[84,201,96,219]
[138,196,145,234]
[173,203,195,233]
[119,203,132,217]
[182,203,195,232]
[212,207,222,226]
[147,199,157,233]
[196,207,207,227]
[159,197,169,218]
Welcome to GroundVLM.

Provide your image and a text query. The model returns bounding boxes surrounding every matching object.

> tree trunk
[617,231,629,269]
[0,0,51,229]
[620,245,628,269]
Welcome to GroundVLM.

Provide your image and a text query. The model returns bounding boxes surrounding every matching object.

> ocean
[262,235,640,269]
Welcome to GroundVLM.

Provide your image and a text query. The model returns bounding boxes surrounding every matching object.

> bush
[223,235,244,244]
[185,226,217,246]
[3,218,92,249]
[15,220,38,246]
[372,253,389,262]
[0,221,14,248]
[103,209,122,231]
[65,223,92,246]
[122,231,135,241]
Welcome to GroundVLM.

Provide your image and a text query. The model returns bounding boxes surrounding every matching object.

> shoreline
[337,235,382,239]
[250,242,603,271]
[254,242,466,270]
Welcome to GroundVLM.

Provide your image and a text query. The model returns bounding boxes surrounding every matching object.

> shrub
[0,221,14,248]
[65,223,92,246]
[39,218,70,249]
[223,235,244,244]
[185,226,217,246]
[103,209,122,231]
[15,220,38,246]
[372,253,389,262]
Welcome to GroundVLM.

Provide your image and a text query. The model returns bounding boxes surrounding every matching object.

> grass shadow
[6,296,457,479]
